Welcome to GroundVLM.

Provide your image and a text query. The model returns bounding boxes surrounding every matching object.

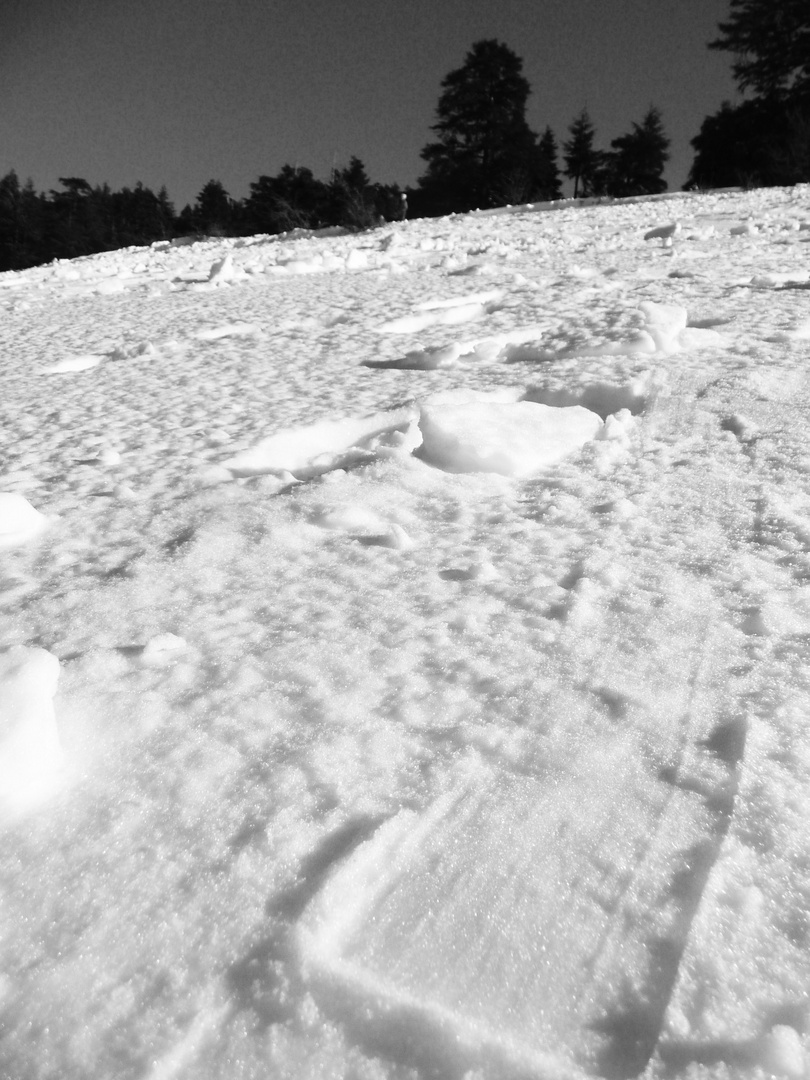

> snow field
[1,185,810,1079]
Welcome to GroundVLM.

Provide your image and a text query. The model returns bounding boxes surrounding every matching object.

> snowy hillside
[2,186,810,1080]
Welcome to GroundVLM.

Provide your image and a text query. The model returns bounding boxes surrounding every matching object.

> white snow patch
[43,354,104,374]
[0,647,62,817]
[0,492,49,549]
[222,406,419,479]
[417,399,602,476]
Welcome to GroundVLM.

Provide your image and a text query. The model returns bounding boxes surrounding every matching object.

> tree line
[688,0,809,188]
[0,0,807,272]
[0,161,403,272]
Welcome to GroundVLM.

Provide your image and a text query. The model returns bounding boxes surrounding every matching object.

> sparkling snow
[1,186,810,1080]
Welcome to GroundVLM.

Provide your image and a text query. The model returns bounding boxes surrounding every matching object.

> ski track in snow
[1,187,810,1079]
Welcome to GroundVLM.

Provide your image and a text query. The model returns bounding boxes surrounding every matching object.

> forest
[0,0,807,272]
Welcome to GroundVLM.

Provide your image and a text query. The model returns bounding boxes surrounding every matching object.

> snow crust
[1,185,810,1080]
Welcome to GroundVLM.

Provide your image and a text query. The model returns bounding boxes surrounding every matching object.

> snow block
[0,492,49,550]
[417,400,602,477]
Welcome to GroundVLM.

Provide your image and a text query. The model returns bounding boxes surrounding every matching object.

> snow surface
[2,186,810,1079]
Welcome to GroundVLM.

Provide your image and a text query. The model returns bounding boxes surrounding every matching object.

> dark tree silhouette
[709,0,810,100]
[563,110,601,198]
[0,171,28,269]
[607,107,670,196]
[418,40,542,213]
[193,179,234,235]
[688,1,810,188]
[687,98,810,188]
[536,127,562,200]
[327,157,378,229]
[245,165,329,233]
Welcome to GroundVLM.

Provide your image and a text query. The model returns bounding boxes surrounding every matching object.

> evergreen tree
[688,1,810,188]
[194,179,233,235]
[418,40,541,213]
[607,107,670,196]
[563,110,601,198]
[327,157,379,228]
[536,127,562,200]
[245,165,328,234]
[687,98,809,188]
[0,170,24,269]
[709,0,810,100]
[156,186,176,239]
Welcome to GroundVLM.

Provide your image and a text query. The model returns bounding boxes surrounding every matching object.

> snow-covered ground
[2,186,810,1080]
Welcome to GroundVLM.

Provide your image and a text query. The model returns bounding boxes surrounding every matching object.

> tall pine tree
[689,1,810,187]
[563,110,601,198]
[709,0,810,100]
[536,127,562,200]
[608,107,670,196]
[418,40,541,213]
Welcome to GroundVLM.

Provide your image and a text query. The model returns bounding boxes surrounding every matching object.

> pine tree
[536,127,562,200]
[418,40,541,213]
[608,107,670,196]
[563,110,601,198]
[245,166,328,234]
[328,157,378,229]
[194,180,233,235]
[709,0,810,100]
[688,1,810,188]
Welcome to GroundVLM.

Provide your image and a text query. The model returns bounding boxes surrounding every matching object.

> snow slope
[1,187,810,1080]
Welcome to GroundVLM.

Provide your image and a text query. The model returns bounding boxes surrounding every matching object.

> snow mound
[0,493,49,550]
[417,399,602,476]
[0,647,62,818]
[222,406,419,480]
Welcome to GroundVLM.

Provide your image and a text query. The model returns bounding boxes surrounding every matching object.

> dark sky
[2,0,739,210]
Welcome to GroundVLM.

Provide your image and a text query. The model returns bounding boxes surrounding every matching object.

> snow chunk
[95,276,126,295]
[415,290,502,312]
[377,292,500,335]
[757,1026,805,1078]
[525,377,648,419]
[638,301,687,353]
[43,354,103,374]
[0,493,49,550]
[194,322,262,341]
[345,248,369,271]
[313,505,416,550]
[207,254,236,283]
[418,400,602,476]
[222,406,419,480]
[0,647,62,817]
[677,326,726,349]
[730,220,759,236]
[644,222,681,244]
[141,634,189,668]
[314,504,391,533]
